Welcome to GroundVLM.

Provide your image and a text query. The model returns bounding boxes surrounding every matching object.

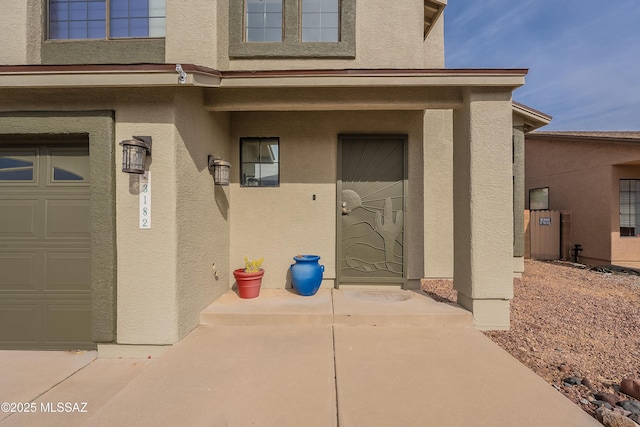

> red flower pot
[233,268,264,299]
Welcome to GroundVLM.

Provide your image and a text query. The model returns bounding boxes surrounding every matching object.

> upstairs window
[48,0,166,40]
[230,0,355,58]
[301,0,339,42]
[246,0,283,42]
[620,179,640,237]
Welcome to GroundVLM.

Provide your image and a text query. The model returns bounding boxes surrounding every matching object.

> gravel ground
[421,259,640,421]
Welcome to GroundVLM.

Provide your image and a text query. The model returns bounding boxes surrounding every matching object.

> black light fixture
[119,136,152,174]
[208,155,231,186]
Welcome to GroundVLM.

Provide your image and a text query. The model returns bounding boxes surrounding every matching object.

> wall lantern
[119,136,152,174]
[208,155,231,186]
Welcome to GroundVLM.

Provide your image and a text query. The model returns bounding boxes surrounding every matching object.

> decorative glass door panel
[338,136,406,284]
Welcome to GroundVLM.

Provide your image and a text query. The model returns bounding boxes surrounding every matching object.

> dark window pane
[247,12,265,28]
[265,0,282,12]
[0,158,33,169]
[49,21,69,39]
[110,18,129,37]
[302,0,321,12]
[129,17,149,37]
[53,168,84,181]
[69,20,88,38]
[320,0,339,12]
[110,0,129,18]
[88,2,105,20]
[302,28,320,42]
[130,0,149,18]
[246,28,264,42]
[320,27,338,41]
[50,3,69,20]
[88,19,106,38]
[69,2,88,20]
[264,28,282,42]
[265,12,282,27]
[0,169,33,181]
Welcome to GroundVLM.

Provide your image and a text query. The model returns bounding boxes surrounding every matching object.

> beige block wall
[229,110,424,289]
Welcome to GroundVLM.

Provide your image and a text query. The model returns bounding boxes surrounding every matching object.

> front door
[337,135,406,287]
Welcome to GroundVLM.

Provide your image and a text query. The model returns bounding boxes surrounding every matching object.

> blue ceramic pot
[290,255,324,296]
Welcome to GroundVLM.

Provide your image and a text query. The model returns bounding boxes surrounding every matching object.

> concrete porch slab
[200,288,473,328]
[199,288,334,326]
[332,289,473,326]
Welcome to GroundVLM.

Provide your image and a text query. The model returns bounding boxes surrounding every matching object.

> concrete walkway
[0,289,600,426]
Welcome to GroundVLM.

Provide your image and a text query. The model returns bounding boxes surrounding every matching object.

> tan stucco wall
[0,0,42,64]
[229,110,424,289]
[173,89,231,338]
[165,0,219,69]
[0,2,27,64]
[220,0,437,71]
[5,0,442,70]
[453,89,514,330]
[0,87,232,345]
[526,137,640,267]
[423,13,445,68]
[423,110,453,278]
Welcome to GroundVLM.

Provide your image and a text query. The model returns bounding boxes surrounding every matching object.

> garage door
[0,143,93,349]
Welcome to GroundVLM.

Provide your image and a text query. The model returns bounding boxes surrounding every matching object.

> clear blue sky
[444,1,640,131]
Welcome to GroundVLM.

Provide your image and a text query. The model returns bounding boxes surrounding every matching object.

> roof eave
[0,64,527,90]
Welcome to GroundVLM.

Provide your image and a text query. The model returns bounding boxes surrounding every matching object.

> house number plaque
[140,171,151,229]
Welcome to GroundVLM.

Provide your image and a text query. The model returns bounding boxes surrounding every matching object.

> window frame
[229,0,355,58]
[529,187,549,211]
[239,137,280,188]
[619,179,640,237]
[46,0,166,41]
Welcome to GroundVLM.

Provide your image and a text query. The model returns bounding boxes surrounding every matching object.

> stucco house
[0,0,546,352]
[526,131,640,269]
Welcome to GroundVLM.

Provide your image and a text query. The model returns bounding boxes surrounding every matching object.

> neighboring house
[526,131,640,269]
[0,0,541,352]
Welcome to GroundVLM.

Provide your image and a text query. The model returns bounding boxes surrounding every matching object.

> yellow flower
[244,257,264,273]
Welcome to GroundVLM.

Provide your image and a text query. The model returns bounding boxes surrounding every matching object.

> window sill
[42,39,165,65]
[229,41,355,59]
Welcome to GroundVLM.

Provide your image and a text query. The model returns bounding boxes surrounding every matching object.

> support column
[512,123,526,277]
[453,89,514,330]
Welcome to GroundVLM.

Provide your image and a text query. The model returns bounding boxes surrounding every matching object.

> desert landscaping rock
[618,400,640,414]
[621,379,640,401]
[564,376,583,386]
[593,401,614,410]
[595,393,623,407]
[421,259,640,425]
[596,407,638,427]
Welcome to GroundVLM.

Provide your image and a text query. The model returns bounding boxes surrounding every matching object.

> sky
[443,0,640,131]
